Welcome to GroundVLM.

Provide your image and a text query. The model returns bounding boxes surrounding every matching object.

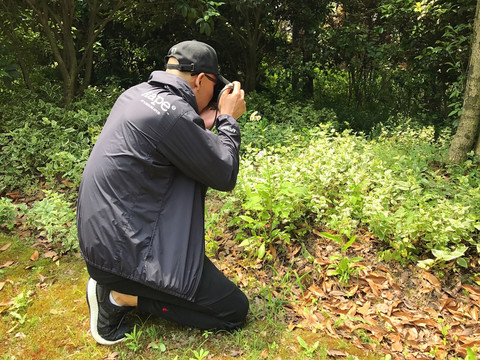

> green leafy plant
[297,335,320,358]
[321,232,364,286]
[232,145,309,259]
[8,290,33,325]
[327,255,364,286]
[26,190,78,252]
[0,197,26,230]
[124,325,143,353]
[189,347,209,360]
[463,347,478,360]
[149,338,167,353]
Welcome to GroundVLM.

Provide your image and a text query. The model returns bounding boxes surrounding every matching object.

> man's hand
[218,81,246,120]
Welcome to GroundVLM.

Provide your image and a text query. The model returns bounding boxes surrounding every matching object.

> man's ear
[193,73,205,90]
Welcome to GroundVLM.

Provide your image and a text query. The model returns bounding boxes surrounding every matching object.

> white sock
[109,292,122,307]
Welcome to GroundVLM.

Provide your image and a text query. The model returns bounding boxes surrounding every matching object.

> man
[77,40,248,345]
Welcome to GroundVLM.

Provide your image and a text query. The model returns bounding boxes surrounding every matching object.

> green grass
[0,233,379,359]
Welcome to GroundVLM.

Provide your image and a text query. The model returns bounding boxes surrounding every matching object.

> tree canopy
[0,0,479,159]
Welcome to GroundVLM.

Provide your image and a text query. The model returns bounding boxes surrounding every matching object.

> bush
[0,86,118,191]
[26,190,78,252]
[215,117,480,268]
[0,197,27,230]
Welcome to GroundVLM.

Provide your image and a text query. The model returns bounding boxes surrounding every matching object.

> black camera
[214,82,233,104]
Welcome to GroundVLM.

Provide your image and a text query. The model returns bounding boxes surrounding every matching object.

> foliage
[26,190,78,252]
[1,80,480,270]
[322,232,364,286]
[125,325,144,353]
[297,335,320,358]
[0,85,116,191]
[0,0,476,137]
[212,113,480,269]
[378,0,476,126]
[189,348,210,360]
[7,290,33,326]
[230,144,310,259]
[0,0,134,105]
[0,197,27,230]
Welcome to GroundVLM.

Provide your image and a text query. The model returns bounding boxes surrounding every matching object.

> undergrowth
[1,91,479,274]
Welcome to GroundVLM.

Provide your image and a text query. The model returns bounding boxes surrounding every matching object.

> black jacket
[77,71,241,301]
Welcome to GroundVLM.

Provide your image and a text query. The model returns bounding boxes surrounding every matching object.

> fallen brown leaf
[308,284,326,298]
[463,284,480,300]
[357,300,371,316]
[30,250,39,261]
[471,306,478,321]
[0,260,14,269]
[287,321,296,331]
[43,250,57,258]
[421,270,441,287]
[0,242,12,251]
[103,352,118,360]
[366,278,380,296]
[327,349,348,357]
[6,191,21,199]
[0,299,14,307]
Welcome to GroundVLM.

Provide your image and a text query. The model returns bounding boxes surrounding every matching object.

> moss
[1,234,380,359]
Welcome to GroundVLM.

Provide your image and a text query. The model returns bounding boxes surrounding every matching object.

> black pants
[87,256,249,331]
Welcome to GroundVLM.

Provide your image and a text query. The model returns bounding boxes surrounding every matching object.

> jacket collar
[147,71,199,113]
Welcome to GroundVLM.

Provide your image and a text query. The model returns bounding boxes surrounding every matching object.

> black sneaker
[86,278,133,345]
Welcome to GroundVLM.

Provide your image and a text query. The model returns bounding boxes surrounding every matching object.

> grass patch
[0,234,379,359]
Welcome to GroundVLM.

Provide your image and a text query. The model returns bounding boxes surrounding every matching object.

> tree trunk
[448,0,480,164]
[25,0,129,106]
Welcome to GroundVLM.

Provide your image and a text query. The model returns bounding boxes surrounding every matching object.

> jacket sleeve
[156,111,241,191]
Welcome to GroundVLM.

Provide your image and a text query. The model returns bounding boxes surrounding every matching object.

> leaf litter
[212,227,480,359]
[1,190,480,359]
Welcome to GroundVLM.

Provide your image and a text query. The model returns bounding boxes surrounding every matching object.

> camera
[214,82,233,104]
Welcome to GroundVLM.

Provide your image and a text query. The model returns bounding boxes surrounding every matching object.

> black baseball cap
[165,40,229,86]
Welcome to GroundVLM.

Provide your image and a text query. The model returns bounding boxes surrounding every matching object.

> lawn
[0,233,382,360]
[1,226,479,359]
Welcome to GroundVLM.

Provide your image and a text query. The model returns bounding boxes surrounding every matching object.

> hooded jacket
[77,71,241,301]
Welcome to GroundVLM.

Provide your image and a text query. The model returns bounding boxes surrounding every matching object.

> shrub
[0,197,27,230]
[215,117,480,268]
[0,86,117,191]
[26,190,78,252]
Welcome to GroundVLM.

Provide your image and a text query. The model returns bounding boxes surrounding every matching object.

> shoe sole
[86,278,125,345]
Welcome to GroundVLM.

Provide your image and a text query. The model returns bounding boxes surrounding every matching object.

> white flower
[249,111,262,122]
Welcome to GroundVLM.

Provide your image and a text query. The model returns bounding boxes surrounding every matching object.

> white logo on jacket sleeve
[221,125,237,134]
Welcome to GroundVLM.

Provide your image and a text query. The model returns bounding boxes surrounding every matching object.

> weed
[231,142,309,259]
[437,317,451,346]
[321,232,364,286]
[8,290,33,326]
[149,338,167,353]
[297,335,320,358]
[464,347,478,360]
[124,325,143,353]
[189,347,209,360]
[145,324,159,339]
[327,255,364,286]
[202,330,214,339]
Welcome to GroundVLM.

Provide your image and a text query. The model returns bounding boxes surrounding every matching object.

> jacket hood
[147,71,199,113]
